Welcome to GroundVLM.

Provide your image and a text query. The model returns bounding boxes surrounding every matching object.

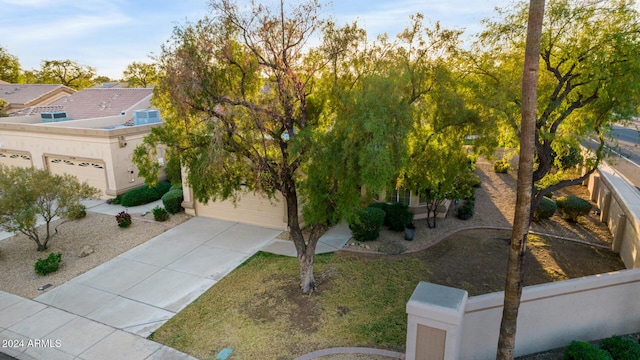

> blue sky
[0,0,512,80]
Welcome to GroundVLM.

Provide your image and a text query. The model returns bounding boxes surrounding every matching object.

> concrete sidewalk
[1,200,351,360]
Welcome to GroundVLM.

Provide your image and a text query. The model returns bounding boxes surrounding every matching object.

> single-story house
[0,84,76,114]
[0,87,162,198]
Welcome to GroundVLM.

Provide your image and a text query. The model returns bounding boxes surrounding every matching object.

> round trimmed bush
[121,181,172,207]
[493,159,510,173]
[556,195,592,222]
[600,335,640,360]
[349,207,385,242]
[367,202,391,226]
[162,188,184,214]
[152,206,170,222]
[532,196,557,222]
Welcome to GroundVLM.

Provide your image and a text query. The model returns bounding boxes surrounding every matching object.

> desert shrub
[386,202,413,231]
[600,335,640,360]
[120,181,172,207]
[457,201,474,220]
[162,188,184,214]
[470,174,482,188]
[564,341,612,360]
[533,196,557,222]
[493,159,510,173]
[34,253,62,275]
[115,211,132,228]
[67,204,87,220]
[152,206,170,222]
[556,195,592,222]
[349,207,385,242]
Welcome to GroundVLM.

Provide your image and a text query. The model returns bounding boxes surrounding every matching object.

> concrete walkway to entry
[0,200,351,360]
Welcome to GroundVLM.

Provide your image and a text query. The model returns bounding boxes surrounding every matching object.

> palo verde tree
[0,165,100,251]
[467,0,640,210]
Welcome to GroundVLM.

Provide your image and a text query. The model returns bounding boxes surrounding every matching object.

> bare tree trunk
[497,1,545,359]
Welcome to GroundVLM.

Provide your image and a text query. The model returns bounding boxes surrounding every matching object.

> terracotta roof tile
[0,84,72,105]
[48,88,154,119]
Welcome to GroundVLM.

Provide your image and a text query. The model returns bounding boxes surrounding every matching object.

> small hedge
[457,194,476,220]
[162,188,184,214]
[121,181,172,207]
[152,206,170,222]
[600,335,640,360]
[493,159,510,173]
[386,203,413,232]
[349,207,385,242]
[35,253,62,276]
[533,196,557,222]
[556,195,592,222]
[367,202,391,226]
[564,340,612,360]
[67,204,87,220]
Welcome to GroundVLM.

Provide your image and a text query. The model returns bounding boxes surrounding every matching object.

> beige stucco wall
[0,121,162,197]
[457,269,640,359]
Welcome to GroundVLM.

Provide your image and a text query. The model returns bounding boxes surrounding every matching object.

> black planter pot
[405,226,416,241]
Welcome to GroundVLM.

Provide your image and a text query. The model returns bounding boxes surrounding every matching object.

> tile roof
[0,84,72,105]
[42,88,154,120]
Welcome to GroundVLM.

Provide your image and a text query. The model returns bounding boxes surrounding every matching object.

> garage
[0,150,32,168]
[46,156,108,195]
[195,191,288,229]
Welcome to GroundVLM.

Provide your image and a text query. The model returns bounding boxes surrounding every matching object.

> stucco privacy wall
[455,269,640,359]
[0,119,162,197]
[586,163,640,268]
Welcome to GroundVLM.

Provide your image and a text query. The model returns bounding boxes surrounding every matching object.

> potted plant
[404,212,415,241]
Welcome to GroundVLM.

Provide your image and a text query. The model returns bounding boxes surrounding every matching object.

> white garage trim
[46,155,108,195]
[0,150,33,168]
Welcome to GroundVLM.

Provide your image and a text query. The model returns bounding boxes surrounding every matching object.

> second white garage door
[46,156,108,195]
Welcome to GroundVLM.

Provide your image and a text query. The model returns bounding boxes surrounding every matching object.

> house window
[388,188,411,206]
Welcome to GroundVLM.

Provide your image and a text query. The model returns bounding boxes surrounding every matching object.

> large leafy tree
[36,59,96,89]
[0,165,100,251]
[0,46,20,83]
[122,61,158,88]
[467,0,640,209]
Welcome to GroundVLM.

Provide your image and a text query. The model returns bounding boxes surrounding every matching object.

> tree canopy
[0,46,20,83]
[122,61,158,88]
[466,0,640,207]
[36,59,96,89]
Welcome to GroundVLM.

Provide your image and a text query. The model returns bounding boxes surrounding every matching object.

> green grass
[150,251,427,359]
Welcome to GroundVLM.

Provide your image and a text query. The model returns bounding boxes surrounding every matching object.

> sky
[0,0,512,80]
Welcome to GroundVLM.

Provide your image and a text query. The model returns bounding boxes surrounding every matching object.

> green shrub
[162,188,184,214]
[534,184,554,199]
[457,201,474,220]
[106,195,122,205]
[169,183,183,192]
[533,196,557,222]
[120,181,172,207]
[386,202,413,231]
[564,341,612,360]
[66,204,87,220]
[152,206,170,222]
[349,207,385,242]
[34,253,62,275]
[556,195,592,222]
[493,159,510,173]
[367,202,391,226]
[115,211,132,228]
[600,335,640,360]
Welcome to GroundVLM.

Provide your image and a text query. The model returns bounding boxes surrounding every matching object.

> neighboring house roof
[0,84,76,111]
[13,88,154,120]
[96,82,129,89]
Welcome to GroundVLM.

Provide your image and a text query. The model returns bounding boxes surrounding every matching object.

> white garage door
[46,156,108,194]
[0,151,32,168]
[195,191,287,229]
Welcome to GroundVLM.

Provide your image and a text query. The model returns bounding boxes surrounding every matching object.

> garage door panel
[47,156,107,195]
[195,192,286,229]
[0,151,32,168]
